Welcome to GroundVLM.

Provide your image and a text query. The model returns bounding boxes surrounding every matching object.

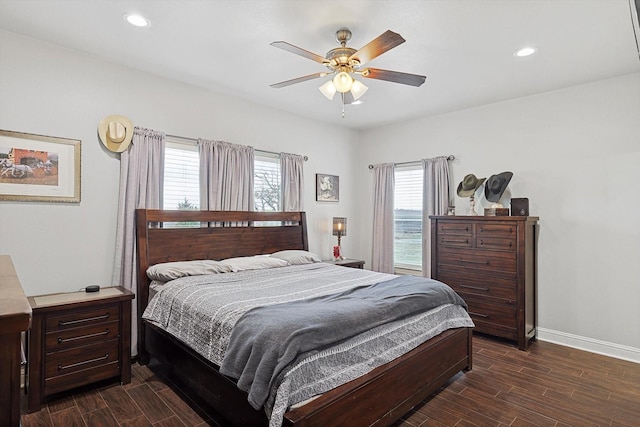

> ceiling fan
[270,28,426,115]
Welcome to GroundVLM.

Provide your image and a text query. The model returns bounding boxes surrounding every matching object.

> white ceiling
[1,0,639,130]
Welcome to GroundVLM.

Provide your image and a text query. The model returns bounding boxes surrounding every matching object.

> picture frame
[0,130,81,203]
[316,173,339,202]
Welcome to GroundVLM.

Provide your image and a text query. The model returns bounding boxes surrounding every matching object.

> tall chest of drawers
[430,216,538,350]
[27,287,134,411]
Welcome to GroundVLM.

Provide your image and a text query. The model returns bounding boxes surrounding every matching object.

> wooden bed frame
[135,209,472,427]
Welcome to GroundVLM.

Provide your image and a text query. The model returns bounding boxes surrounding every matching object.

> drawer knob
[58,313,110,327]
[460,284,489,292]
[441,238,469,245]
[57,328,110,344]
[58,353,109,371]
[468,311,489,319]
[459,258,490,266]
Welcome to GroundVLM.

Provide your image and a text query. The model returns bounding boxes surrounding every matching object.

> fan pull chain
[341,92,345,118]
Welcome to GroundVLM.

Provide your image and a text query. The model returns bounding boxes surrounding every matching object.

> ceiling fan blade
[270,41,328,64]
[349,30,405,65]
[360,68,426,87]
[270,72,327,88]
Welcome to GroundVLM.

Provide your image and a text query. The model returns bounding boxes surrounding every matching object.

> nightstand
[27,286,134,412]
[324,258,365,269]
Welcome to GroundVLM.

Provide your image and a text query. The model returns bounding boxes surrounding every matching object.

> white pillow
[222,255,288,271]
[270,250,321,265]
[146,260,234,281]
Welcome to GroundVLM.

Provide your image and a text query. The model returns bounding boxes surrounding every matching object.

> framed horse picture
[0,130,81,203]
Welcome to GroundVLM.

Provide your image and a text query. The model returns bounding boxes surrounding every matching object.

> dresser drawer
[465,298,516,332]
[475,223,516,239]
[476,236,516,251]
[438,234,472,248]
[45,339,119,380]
[45,361,121,396]
[437,269,516,301]
[436,221,472,236]
[46,305,120,332]
[45,320,120,351]
[437,247,517,275]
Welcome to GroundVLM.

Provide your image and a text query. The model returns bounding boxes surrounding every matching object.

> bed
[135,209,473,427]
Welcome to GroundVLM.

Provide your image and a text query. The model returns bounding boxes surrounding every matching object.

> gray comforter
[219,274,467,409]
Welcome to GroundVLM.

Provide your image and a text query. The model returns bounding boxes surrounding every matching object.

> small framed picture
[316,173,339,202]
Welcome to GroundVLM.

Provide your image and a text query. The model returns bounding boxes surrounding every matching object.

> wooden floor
[21,335,640,427]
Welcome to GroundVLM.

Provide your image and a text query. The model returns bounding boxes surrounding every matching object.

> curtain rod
[367,155,455,169]
[166,133,308,161]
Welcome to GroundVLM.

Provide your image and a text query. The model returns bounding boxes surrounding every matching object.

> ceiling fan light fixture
[319,80,337,100]
[350,79,368,100]
[333,71,353,93]
[270,28,425,116]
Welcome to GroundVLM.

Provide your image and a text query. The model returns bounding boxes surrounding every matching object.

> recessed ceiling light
[125,14,150,28]
[515,47,537,57]
[350,100,362,105]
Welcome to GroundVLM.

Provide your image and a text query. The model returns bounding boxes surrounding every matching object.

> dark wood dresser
[27,287,134,411]
[0,256,31,427]
[430,216,538,350]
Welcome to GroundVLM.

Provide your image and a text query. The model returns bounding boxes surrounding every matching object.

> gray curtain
[421,156,452,277]
[199,139,254,211]
[371,163,395,273]
[280,152,304,212]
[112,127,165,355]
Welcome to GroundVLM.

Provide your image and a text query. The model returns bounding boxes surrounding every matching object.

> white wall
[0,30,361,296]
[357,72,640,359]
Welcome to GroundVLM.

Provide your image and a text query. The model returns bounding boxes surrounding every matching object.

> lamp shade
[332,217,347,236]
[350,79,368,101]
[319,80,337,100]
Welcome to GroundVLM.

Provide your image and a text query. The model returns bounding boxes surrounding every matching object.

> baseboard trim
[537,327,640,364]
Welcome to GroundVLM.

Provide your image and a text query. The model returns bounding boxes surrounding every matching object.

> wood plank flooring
[21,335,640,427]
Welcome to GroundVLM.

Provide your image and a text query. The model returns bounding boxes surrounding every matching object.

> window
[163,139,199,210]
[162,139,282,212]
[254,153,281,212]
[394,166,423,271]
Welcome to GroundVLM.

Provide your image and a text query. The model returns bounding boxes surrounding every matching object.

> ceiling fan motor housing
[326,47,358,69]
[326,28,361,70]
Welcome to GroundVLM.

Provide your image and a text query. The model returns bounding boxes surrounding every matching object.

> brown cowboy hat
[457,174,486,197]
[485,171,513,202]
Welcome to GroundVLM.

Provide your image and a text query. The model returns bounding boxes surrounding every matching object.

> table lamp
[332,217,347,260]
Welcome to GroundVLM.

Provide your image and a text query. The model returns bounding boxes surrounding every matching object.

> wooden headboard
[135,208,308,304]
[135,209,308,358]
